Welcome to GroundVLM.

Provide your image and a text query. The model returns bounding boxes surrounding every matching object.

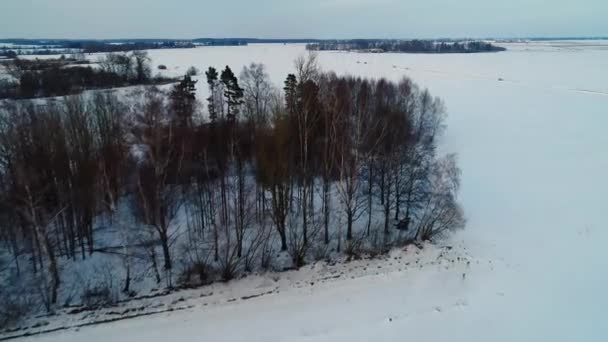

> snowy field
[21,41,608,341]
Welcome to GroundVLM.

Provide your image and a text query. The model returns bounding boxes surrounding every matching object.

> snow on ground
[15,41,608,341]
[3,243,472,340]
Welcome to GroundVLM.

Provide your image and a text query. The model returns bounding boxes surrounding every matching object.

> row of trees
[0,51,173,99]
[0,54,464,319]
[75,41,195,53]
[307,39,506,53]
[98,51,154,83]
[0,39,196,57]
[0,50,18,59]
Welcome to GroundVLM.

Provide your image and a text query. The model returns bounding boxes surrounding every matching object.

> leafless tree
[63,96,98,255]
[256,103,292,251]
[415,154,465,240]
[240,63,273,129]
[131,87,183,274]
[294,51,320,84]
[0,102,63,305]
[99,53,133,80]
[131,51,152,83]
[90,93,131,291]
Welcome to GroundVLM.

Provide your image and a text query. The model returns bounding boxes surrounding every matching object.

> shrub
[178,261,211,285]
[0,268,44,328]
[345,235,365,260]
[186,66,199,76]
[81,285,114,308]
[0,294,31,329]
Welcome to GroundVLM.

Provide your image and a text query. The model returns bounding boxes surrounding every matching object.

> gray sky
[1,0,606,39]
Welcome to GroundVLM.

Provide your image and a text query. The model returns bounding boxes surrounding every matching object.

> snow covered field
[22,41,608,341]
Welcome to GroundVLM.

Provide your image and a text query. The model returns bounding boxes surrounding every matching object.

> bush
[0,268,44,328]
[311,242,331,262]
[344,233,369,260]
[0,79,18,98]
[79,263,119,308]
[178,261,211,285]
[81,285,114,308]
[0,294,31,329]
[186,66,199,76]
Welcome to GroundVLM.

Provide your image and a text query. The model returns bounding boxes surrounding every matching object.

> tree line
[0,39,196,57]
[0,54,464,323]
[0,51,175,99]
[307,39,506,53]
[73,41,195,54]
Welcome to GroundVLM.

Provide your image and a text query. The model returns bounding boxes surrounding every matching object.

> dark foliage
[307,39,506,53]
[0,56,175,99]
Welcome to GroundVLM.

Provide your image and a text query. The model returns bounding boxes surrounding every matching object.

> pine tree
[170,74,197,127]
[220,66,244,123]
[283,74,298,115]
[205,67,219,122]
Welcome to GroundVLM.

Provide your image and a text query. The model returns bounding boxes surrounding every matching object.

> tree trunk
[323,178,330,244]
[123,264,131,293]
[279,226,288,251]
[383,175,391,235]
[159,230,172,270]
[394,175,401,220]
[366,162,373,236]
[214,223,219,262]
[346,211,353,241]
[29,211,60,304]
[41,233,60,305]
[302,185,308,246]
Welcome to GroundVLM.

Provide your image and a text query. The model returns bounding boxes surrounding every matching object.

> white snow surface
[23,41,608,341]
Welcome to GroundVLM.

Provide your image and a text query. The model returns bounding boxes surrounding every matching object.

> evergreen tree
[170,74,197,127]
[220,66,244,123]
[206,67,219,122]
[283,74,298,115]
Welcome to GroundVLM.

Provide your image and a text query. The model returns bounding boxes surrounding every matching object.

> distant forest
[0,40,195,57]
[1,38,506,58]
[0,39,326,58]
[0,52,176,99]
[192,38,323,45]
[307,40,507,53]
[71,41,195,53]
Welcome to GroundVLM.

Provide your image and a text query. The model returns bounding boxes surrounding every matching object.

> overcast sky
[1,0,607,39]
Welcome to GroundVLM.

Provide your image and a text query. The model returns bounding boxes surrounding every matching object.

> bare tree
[415,154,465,241]
[256,102,292,251]
[240,63,273,129]
[63,96,98,255]
[333,78,372,241]
[131,51,152,83]
[91,93,130,291]
[294,51,320,84]
[0,102,63,306]
[131,87,183,274]
[99,53,133,81]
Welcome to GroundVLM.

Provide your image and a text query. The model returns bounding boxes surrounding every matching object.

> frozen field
[27,41,608,341]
